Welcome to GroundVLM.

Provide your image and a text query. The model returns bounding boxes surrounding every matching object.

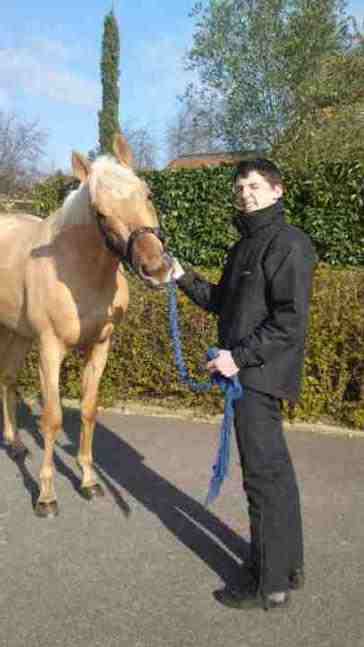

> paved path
[1,403,363,647]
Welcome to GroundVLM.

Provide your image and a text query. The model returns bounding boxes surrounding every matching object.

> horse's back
[0,212,42,335]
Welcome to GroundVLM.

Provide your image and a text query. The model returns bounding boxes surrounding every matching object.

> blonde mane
[48,155,141,233]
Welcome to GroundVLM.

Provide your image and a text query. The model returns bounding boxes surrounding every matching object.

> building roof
[167,151,263,169]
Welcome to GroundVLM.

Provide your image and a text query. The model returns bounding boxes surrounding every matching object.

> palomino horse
[0,133,172,517]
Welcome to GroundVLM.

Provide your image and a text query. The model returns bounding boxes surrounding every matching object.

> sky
[1,0,363,173]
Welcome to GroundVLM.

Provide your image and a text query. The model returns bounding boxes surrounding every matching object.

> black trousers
[234,387,304,594]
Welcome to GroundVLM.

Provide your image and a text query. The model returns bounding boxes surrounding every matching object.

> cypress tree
[98,9,120,155]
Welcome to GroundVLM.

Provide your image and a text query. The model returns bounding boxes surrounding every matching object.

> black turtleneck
[177,193,316,401]
[233,198,285,237]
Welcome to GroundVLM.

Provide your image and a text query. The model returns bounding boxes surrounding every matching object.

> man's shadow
[2,402,250,588]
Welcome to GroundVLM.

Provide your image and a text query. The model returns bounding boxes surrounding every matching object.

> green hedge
[30,173,79,218]
[280,159,364,267]
[18,265,364,429]
[30,160,364,267]
[24,162,364,428]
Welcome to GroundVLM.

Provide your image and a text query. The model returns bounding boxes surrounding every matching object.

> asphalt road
[1,403,363,647]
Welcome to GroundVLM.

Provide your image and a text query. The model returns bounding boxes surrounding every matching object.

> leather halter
[96,213,165,272]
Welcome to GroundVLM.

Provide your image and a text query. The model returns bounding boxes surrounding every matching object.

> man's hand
[206,349,239,378]
[171,257,185,280]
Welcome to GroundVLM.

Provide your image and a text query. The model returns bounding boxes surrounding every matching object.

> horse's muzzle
[138,251,173,288]
[97,218,170,284]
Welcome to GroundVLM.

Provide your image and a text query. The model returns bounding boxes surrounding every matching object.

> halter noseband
[96,214,165,272]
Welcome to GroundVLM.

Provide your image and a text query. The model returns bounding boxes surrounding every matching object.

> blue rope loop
[168,281,243,506]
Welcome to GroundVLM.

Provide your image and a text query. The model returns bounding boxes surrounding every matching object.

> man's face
[234,170,283,214]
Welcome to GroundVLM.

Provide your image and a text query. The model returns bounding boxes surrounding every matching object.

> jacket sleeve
[231,240,316,369]
[176,269,222,314]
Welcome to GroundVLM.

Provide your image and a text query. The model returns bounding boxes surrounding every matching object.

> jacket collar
[233,199,285,237]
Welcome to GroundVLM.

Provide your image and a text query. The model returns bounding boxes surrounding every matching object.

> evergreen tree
[98,9,121,155]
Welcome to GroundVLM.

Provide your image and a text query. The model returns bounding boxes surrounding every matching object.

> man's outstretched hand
[171,257,185,281]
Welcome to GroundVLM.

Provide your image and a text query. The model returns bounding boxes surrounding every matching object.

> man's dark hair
[234,158,283,188]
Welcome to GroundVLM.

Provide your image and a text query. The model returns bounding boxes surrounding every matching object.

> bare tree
[123,125,157,170]
[88,126,157,169]
[0,111,48,193]
[166,94,224,162]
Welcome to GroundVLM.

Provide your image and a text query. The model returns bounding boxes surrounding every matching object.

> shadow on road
[1,402,249,588]
[0,401,82,509]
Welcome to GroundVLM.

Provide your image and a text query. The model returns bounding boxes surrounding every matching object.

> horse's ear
[113,133,134,168]
[71,152,91,183]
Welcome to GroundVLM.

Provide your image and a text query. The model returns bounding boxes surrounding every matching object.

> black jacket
[177,200,316,401]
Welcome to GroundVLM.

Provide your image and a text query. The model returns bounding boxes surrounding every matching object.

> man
[172,159,316,610]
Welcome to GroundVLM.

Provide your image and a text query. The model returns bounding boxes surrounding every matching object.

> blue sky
[1,0,363,172]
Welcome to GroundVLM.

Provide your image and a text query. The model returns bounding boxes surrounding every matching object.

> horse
[0,133,173,517]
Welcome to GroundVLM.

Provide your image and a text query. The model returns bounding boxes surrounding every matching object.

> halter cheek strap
[96,212,165,273]
[96,214,128,259]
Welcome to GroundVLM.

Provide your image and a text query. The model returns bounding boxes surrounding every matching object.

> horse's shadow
[0,401,83,509]
[2,402,250,587]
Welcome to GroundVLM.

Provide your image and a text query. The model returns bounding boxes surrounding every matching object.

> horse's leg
[78,334,111,499]
[1,334,31,459]
[2,383,28,459]
[36,334,66,518]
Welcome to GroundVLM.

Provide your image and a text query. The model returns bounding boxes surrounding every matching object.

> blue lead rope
[168,280,243,506]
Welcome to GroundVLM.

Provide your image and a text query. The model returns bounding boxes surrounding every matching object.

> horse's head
[71,133,173,287]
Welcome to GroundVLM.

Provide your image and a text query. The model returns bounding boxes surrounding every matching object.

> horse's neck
[47,183,120,275]
[50,184,94,233]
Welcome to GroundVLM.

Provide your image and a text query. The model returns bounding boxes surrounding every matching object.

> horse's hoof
[6,442,30,462]
[80,483,105,500]
[34,500,59,518]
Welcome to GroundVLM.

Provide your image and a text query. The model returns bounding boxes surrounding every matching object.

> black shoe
[214,585,290,611]
[241,562,305,591]
[214,585,260,610]
[289,568,305,590]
